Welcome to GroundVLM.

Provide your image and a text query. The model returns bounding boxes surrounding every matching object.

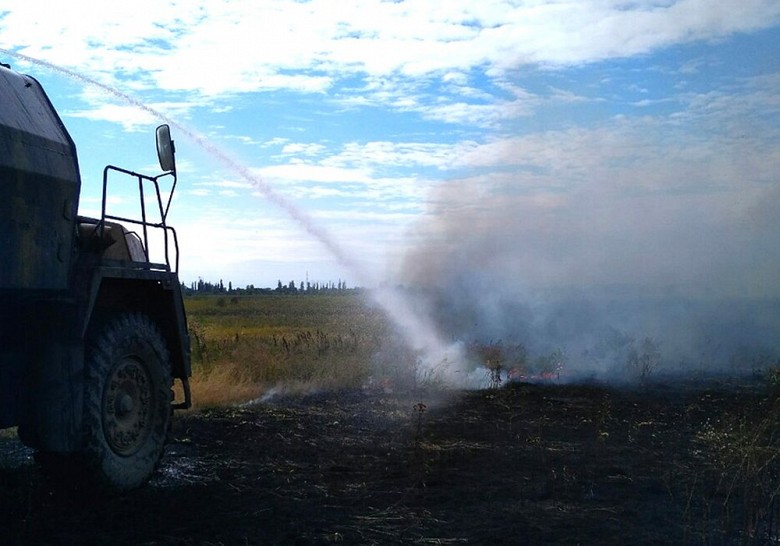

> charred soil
[1,378,778,545]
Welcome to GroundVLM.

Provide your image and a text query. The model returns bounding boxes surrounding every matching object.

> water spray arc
[0,49,466,384]
[0,49,361,280]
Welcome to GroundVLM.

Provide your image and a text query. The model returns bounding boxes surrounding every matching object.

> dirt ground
[1,378,778,545]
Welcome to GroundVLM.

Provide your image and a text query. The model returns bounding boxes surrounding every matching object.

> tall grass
[181,294,413,408]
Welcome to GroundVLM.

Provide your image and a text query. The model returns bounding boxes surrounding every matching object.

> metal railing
[98,164,181,273]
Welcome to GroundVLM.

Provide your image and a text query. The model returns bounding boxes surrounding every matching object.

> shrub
[627,337,661,383]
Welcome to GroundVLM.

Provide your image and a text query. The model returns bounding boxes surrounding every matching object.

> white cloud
[64,103,156,131]
[322,141,472,170]
[194,180,253,190]
[260,163,373,185]
[280,142,327,156]
[2,0,778,297]
[3,0,779,99]
[64,99,199,132]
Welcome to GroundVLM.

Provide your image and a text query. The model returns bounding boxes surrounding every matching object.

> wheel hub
[104,357,153,456]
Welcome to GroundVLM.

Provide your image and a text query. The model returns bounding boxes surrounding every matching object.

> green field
[183,293,418,407]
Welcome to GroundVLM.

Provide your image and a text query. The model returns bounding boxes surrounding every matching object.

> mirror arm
[162,172,178,221]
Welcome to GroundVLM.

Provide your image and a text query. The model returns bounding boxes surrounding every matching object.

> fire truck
[0,63,191,490]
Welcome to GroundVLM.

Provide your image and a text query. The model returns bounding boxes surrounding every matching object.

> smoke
[395,169,780,382]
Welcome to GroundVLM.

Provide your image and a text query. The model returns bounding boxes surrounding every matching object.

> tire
[80,312,172,491]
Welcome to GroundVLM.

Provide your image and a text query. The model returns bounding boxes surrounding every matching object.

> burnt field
[1,378,778,545]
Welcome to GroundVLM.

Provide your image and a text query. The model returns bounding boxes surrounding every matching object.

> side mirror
[156,124,176,173]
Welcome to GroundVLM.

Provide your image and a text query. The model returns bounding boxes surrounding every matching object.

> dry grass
[181,293,405,409]
[693,395,780,539]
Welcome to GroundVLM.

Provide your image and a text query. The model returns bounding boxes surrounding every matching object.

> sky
[0,0,778,292]
[0,0,777,293]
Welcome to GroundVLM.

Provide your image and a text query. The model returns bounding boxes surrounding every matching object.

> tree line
[181,278,359,296]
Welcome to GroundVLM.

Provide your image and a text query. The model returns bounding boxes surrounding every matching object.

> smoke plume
[396,169,780,382]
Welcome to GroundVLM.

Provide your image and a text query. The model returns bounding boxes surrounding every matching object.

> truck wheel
[81,312,172,491]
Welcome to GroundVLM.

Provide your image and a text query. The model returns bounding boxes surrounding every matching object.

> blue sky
[1,0,779,294]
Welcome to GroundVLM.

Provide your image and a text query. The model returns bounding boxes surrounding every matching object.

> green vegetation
[183,293,416,408]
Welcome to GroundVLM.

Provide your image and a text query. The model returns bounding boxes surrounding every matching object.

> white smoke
[394,165,780,381]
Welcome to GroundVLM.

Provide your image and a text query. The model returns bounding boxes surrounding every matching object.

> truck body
[0,64,191,490]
